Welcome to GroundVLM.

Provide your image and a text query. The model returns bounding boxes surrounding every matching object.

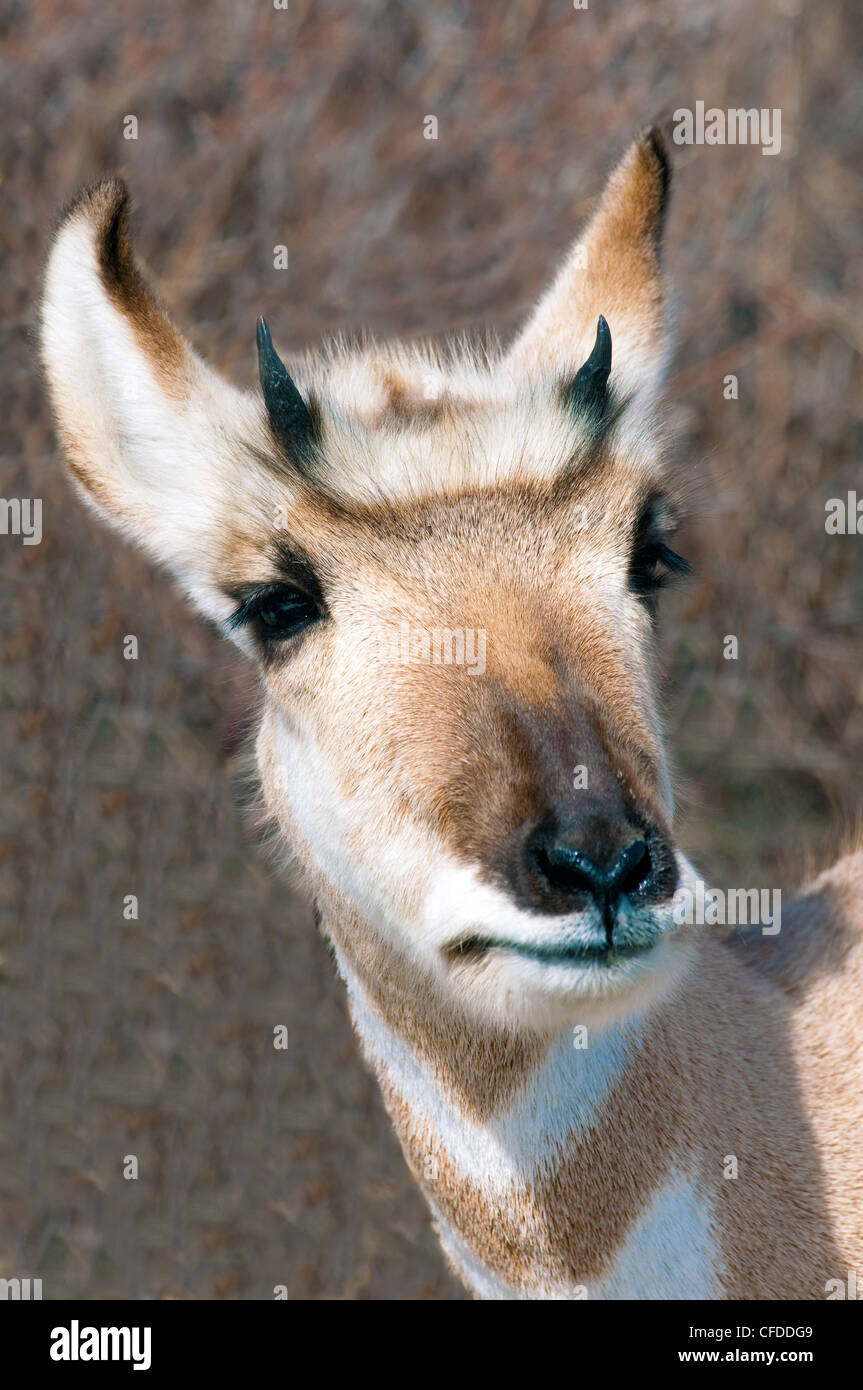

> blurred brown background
[1,0,861,1299]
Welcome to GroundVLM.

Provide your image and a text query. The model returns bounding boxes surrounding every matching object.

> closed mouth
[445,934,653,968]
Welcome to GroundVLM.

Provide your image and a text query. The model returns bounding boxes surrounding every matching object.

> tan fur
[41,129,863,1299]
[506,129,670,401]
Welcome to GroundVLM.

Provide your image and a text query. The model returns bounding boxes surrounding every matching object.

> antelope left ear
[504,127,672,414]
[39,178,286,630]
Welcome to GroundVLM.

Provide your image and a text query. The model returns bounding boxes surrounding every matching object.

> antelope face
[251,457,690,1031]
[42,130,693,1032]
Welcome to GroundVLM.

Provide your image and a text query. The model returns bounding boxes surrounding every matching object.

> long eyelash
[227,584,285,631]
[629,537,693,603]
[630,490,692,590]
[653,541,693,578]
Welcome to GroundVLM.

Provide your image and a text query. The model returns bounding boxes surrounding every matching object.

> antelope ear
[40,178,277,624]
[504,128,672,414]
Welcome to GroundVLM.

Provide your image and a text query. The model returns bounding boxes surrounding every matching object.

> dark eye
[229,583,322,644]
[629,538,692,606]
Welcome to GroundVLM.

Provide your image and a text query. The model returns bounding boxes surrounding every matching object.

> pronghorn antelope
[41,128,863,1300]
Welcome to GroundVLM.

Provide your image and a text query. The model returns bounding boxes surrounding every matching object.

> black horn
[567,315,612,420]
[256,315,315,461]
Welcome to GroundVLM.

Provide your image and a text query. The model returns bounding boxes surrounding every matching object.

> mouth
[445,933,655,969]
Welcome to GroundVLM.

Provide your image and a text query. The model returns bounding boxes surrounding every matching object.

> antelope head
[41,128,694,1035]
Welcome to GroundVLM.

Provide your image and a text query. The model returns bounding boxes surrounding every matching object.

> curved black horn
[567,315,612,419]
[256,315,315,460]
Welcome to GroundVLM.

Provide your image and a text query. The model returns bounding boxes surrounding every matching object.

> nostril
[610,839,652,897]
[535,844,602,898]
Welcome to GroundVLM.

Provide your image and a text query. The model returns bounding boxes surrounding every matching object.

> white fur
[590,1172,718,1300]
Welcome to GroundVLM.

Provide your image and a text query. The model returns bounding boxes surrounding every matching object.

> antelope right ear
[40,178,284,625]
[504,128,672,420]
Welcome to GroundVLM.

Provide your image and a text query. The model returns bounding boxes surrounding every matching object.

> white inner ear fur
[41,200,288,629]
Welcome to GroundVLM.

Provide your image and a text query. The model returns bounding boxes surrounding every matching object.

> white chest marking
[341,956,631,1189]
[435,1172,719,1300]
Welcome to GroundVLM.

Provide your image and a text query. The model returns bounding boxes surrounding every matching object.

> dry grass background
[1,0,861,1299]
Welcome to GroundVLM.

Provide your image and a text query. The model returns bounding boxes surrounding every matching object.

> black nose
[537,836,651,933]
[523,815,675,940]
